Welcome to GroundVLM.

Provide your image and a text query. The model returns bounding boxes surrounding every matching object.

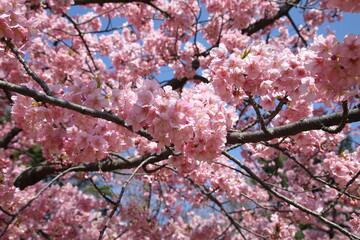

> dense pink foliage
[0,0,359,239]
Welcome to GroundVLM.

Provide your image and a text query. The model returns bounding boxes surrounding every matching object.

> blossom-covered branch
[1,0,360,239]
[0,80,153,141]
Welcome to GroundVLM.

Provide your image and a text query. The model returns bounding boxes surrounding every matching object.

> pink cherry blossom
[1,1,360,239]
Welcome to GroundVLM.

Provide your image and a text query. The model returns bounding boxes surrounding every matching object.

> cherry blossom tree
[1,0,360,239]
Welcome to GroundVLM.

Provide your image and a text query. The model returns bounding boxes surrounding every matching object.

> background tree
[0,0,360,239]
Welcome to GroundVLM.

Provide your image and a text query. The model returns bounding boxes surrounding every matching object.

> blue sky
[289,10,360,40]
[323,12,360,39]
[69,3,360,39]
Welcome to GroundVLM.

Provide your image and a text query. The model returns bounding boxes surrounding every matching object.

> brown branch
[286,12,308,47]
[264,142,360,200]
[226,107,360,144]
[265,96,288,125]
[0,127,22,149]
[199,186,249,239]
[164,165,265,239]
[248,95,271,135]
[0,206,15,217]
[4,78,360,190]
[161,77,188,90]
[241,0,300,36]
[13,148,173,190]
[88,177,117,205]
[321,101,349,134]
[2,89,13,104]
[162,75,209,90]
[197,1,300,57]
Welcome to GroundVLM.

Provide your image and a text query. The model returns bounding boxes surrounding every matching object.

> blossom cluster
[205,32,360,113]
[304,34,360,102]
[114,79,238,162]
[0,0,37,44]
[1,0,360,239]
[324,148,360,195]
[203,42,312,110]
[11,80,135,163]
[10,78,237,164]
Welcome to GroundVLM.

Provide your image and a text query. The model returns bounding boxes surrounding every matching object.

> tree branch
[5,77,360,190]
[88,177,117,205]
[241,0,300,36]
[320,170,360,215]
[248,95,271,135]
[161,75,209,90]
[13,148,173,190]
[321,101,349,134]
[0,127,22,149]
[226,108,360,144]
[286,12,308,46]
[0,80,152,141]
[1,37,53,96]
[62,13,99,71]
[98,155,152,239]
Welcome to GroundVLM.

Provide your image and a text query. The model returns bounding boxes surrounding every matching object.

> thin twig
[265,96,288,125]
[98,156,153,239]
[321,170,360,216]
[212,161,250,177]
[193,182,268,239]
[89,177,117,205]
[248,95,272,135]
[286,13,308,47]
[62,13,98,71]
[0,206,15,217]
[238,192,291,213]
[1,37,53,96]
[322,101,349,134]
[264,142,360,200]
[163,165,268,239]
